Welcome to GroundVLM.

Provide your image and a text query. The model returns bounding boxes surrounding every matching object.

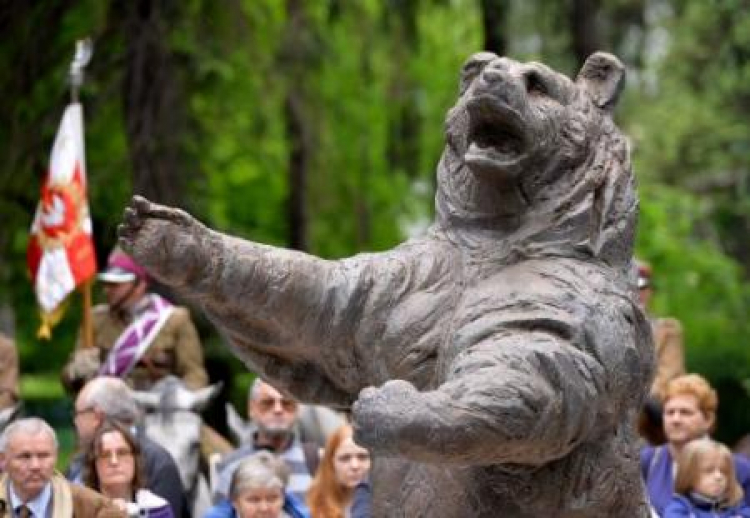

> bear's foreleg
[352,332,609,466]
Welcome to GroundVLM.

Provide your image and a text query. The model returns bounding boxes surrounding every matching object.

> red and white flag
[27,103,96,337]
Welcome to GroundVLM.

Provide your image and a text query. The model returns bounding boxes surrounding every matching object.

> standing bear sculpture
[119,51,654,517]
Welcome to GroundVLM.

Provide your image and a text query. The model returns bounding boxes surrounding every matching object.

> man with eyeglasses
[213,379,318,507]
[67,376,186,518]
[0,417,125,518]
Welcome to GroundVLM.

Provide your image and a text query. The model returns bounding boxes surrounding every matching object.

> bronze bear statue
[120,51,653,517]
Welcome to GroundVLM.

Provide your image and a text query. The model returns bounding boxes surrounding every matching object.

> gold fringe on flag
[36,300,69,340]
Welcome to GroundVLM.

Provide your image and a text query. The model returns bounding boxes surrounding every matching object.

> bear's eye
[459,58,491,94]
[524,71,548,96]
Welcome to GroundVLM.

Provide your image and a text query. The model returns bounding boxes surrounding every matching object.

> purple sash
[99,294,174,378]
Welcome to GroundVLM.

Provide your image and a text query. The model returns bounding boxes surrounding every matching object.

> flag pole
[70,39,95,348]
[69,38,92,103]
[81,280,95,349]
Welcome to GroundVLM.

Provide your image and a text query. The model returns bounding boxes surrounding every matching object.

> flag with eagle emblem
[27,103,96,338]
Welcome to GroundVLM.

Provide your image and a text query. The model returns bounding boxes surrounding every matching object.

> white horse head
[131,376,222,516]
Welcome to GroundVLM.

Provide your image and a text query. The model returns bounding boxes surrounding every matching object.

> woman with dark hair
[307,424,370,518]
[84,421,173,518]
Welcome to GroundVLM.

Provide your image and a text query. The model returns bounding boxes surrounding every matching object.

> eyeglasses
[73,407,95,419]
[96,448,134,463]
[255,397,297,413]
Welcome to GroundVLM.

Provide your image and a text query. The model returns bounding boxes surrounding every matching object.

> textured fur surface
[120,52,653,517]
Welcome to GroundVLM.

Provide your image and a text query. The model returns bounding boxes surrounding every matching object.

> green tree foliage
[0,0,748,440]
[636,186,750,443]
[622,0,750,443]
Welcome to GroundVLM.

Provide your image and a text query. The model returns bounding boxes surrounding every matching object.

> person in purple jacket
[641,374,750,516]
[663,438,750,518]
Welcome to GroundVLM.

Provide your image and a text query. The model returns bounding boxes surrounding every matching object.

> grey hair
[0,417,58,452]
[82,377,142,424]
[248,377,266,402]
[229,450,290,499]
[248,378,298,404]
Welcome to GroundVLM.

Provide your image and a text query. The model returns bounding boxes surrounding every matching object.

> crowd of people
[0,249,747,517]
[635,262,750,517]
[0,249,372,518]
[0,379,372,518]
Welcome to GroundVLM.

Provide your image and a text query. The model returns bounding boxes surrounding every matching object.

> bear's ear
[576,52,625,112]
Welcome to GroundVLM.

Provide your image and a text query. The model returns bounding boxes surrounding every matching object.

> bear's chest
[437,263,576,369]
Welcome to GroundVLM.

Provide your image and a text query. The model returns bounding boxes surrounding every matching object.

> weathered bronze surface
[120,52,654,517]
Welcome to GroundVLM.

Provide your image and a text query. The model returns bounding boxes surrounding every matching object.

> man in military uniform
[63,248,208,393]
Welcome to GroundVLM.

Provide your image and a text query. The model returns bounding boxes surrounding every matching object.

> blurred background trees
[1,0,748,442]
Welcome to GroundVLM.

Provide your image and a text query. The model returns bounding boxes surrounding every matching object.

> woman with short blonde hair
[230,451,290,518]
[205,450,309,518]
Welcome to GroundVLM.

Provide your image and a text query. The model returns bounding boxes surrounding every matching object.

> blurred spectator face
[693,448,729,500]
[95,430,136,495]
[664,394,713,446]
[638,285,652,309]
[249,382,299,440]
[232,486,284,518]
[333,436,371,490]
[636,261,653,309]
[73,385,102,442]
[3,431,56,501]
[103,279,146,312]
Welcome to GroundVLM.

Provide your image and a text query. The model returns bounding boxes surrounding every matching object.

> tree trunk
[282,0,312,251]
[0,0,76,315]
[284,94,309,251]
[569,0,601,67]
[116,0,188,206]
[479,0,510,55]
[385,0,421,179]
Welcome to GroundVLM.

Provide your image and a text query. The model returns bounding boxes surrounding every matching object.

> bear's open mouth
[464,94,528,172]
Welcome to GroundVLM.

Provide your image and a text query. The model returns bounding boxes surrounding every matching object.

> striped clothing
[215,434,313,503]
